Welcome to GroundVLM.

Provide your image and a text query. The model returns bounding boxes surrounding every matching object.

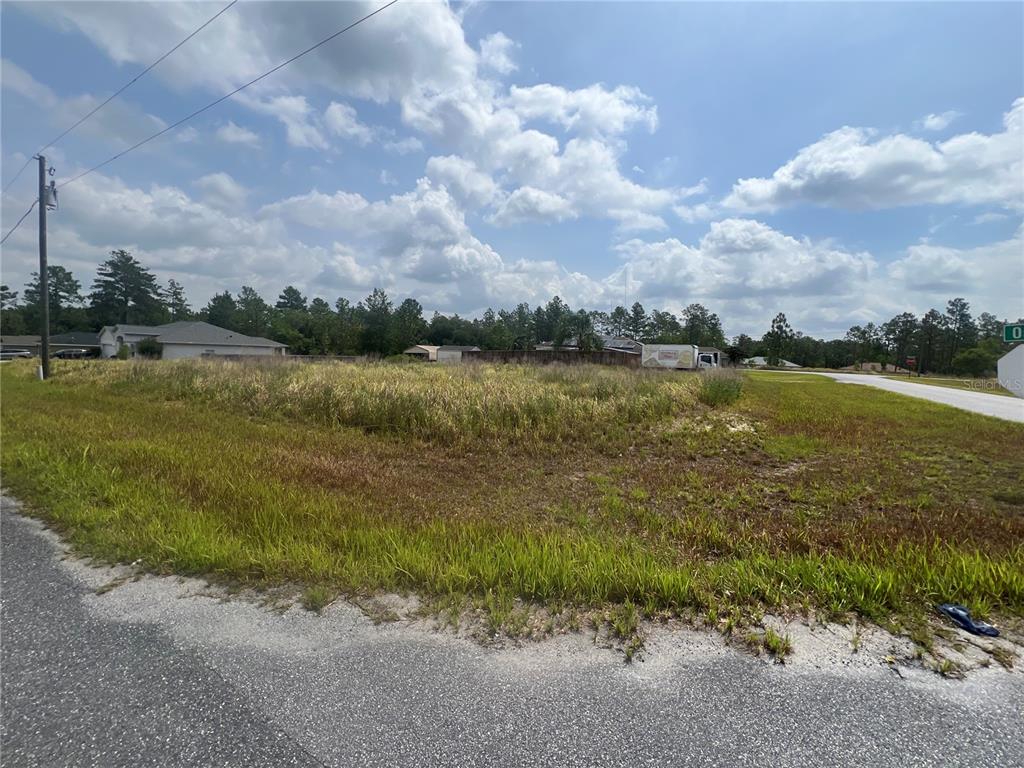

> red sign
[906,356,917,368]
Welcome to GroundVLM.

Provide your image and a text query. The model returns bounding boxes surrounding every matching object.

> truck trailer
[640,344,718,370]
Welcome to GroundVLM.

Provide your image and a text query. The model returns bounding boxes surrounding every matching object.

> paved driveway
[2,497,1023,767]
[762,371,1024,423]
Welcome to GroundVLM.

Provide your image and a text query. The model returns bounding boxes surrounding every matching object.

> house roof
[155,322,285,348]
[438,345,481,351]
[0,335,41,346]
[50,331,100,346]
[404,345,440,354]
[103,324,166,336]
[102,321,285,348]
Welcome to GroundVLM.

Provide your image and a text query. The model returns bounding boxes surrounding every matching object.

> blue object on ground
[936,604,1000,637]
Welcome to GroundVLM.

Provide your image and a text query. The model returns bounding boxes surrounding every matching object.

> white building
[98,321,287,359]
[437,345,480,363]
[403,345,440,362]
[997,345,1024,398]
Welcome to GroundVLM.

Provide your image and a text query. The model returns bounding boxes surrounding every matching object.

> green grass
[696,367,744,407]
[301,585,334,614]
[2,359,1022,642]
[763,627,793,661]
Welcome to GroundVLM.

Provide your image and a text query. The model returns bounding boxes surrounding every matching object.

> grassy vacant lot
[881,374,1015,397]
[2,360,1022,651]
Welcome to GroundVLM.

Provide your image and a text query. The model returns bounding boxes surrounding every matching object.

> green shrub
[951,347,996,377]
[135,337,163,359]
[697,368,743,407]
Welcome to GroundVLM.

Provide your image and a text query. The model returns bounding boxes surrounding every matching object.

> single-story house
[604,337,642,354]
[50,331,101,356]
[841,362,908,373]
[0,335,42,355]
[0,332,102,357]
[534,336,643,354]
[98,321,287,359]
[403,344,440,362]
[743,356,802,369]
[437,345,480,363]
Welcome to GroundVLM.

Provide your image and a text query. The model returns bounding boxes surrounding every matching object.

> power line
[1,199,38,245]
[1,0,239,197]
[59,0,399,191]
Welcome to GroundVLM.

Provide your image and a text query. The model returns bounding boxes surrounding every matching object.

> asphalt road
[3,497,1023,767]
[767,371,1024,423]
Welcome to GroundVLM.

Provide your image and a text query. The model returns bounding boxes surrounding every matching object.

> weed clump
[40,359,696,445]
[697,368,743,407]
[301,585,333,614]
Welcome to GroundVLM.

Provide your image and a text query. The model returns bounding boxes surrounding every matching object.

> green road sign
[1004,324,1024,342]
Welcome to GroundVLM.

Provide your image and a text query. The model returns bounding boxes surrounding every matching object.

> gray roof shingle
[104,321,285,348]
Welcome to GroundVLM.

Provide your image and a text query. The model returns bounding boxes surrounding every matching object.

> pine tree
[764,312,794,366]
[89,250,167,326]
[164,280,192,321]
[202,291,238,330]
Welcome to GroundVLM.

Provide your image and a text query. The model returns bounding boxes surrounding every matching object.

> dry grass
[2,360,1022,639]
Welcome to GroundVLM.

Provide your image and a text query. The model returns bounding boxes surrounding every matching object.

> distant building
[98,321,287,359]
[534,336,643,354]
[0,335,42,356]
[0,332,101,357]
[403,344,440,362]
[437,345,481,364]
[742,356,802,369]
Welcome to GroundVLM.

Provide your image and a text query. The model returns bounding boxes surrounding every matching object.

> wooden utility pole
[37,155,50,380]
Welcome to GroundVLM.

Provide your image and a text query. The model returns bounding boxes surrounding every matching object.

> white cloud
[383,136,424,155]
[425,155,498,207]
[31,1,477,103]
[616,218,875,303]
[260,179,504,289]
[886,228,1023,308]
[479,32,518,75]
[379,169,398,186]
[489,187,576,226]
[28,2,685,233]
[216,121,261,148]
[725,98,1024,212]
[316,243,379,290]
[916,110,962,132]
[0,171,327,306]
[324,101,374,145]
[2,57,167,150]
[240,94,328,150]
[972,211,1009,225]
[608,210,667,233]
[507,83,658,136]
[674,202,717,223]
[2,58,57,105]
[195,172,248,212]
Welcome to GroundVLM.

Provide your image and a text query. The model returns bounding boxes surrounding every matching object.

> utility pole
[37,154,50,380]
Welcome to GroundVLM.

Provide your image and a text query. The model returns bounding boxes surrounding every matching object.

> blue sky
[2,1,1022,337]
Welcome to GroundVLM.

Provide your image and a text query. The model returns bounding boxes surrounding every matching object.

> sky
[1,0,1022,338]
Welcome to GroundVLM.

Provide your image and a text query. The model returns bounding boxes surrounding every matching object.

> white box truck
[640,344,717,370]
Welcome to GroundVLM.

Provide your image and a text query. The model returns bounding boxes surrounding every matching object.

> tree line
[0,249,1017,375]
